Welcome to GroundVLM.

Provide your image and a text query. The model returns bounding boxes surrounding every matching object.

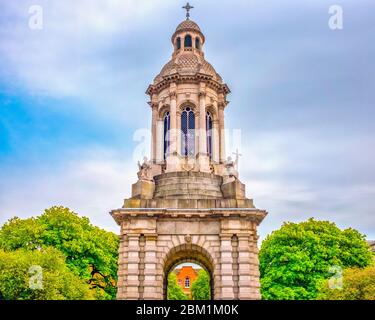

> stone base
[221,179,246,200]
[165,154,180,173]
[131,180,155,200]
[111,208,267,300]
[153,171,223,200]
[197,153,211,173]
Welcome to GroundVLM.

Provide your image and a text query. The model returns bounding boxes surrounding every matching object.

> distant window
[184,34,192,48]
[185,277,190,288]
[176,37,181,50]
[163,112,171,160]
[195,38,200,50]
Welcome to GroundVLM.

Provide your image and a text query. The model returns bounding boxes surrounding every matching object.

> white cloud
[236,131,375,241]
[0,147,139,233]
[0,0,175,124]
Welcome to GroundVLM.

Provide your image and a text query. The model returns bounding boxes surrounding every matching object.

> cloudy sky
[0,0,374,242]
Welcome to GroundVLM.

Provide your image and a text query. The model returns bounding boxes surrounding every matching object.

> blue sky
[0,0,374,242]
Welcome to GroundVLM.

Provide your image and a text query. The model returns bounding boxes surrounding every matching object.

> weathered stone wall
[154,171,223,199]
[114,212,264,300]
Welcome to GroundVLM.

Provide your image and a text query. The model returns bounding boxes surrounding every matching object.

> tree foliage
[0,248,92,300]
[0,206,119,299]
[317,266,375,300]
[167,272,189,300]
[191,269,211,300]
[259,219,373,300]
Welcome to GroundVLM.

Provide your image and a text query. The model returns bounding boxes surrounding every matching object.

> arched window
[176,37,181,50]
[184,34,192,48]
[206,112,213,159]
[195,38,200,50]
[181,107,195,157]
[163,112,171,160]
[185,277,190,288]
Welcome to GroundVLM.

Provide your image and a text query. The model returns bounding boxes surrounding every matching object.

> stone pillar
[218,103,226,163]
[176,110,181,156]
[156,119,164,163]
[198,88,210,172]
[213,247,222,300]
[143,234,162,300]
[199,92,208,155]
[116,234,128,300]
[212,119,220,163]
[151,104,158,163]
[166,86,179,172]
[170,91,177,154]
[249,226,262,300]
[220,234,235,299]
[124,235,141,300]
[237,234,253,300]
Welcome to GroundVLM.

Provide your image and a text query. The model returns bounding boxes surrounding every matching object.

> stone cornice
[146,75,231,96]
[110,208,268,225]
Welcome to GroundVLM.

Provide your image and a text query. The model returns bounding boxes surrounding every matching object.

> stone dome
[172,19,205,45]
[154,52,222,83]
[175,19,201,33]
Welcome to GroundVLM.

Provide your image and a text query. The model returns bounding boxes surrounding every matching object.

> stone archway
[162,243,215,300]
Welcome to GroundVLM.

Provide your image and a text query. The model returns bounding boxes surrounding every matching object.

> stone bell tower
[111,4,267,300]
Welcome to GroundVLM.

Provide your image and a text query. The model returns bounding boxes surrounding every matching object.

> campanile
[111,3,267,300]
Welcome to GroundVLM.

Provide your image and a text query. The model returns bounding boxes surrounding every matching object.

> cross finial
[183,2,194,20]
[233,149,243,169]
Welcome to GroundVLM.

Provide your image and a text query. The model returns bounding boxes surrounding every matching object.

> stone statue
[137,157,153,181]
[224,156,239,182]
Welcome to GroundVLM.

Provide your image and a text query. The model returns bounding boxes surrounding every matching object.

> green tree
[191,269,211,300]
[317,266,375,300]
[0,248,92,300]
[259,219,373,300]
[167,272,189,300]
[0,207,119,299]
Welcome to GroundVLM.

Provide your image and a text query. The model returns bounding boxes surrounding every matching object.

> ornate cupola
[146,5,230,176]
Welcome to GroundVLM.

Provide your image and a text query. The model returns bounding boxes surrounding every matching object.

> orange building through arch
[174,266,200,298]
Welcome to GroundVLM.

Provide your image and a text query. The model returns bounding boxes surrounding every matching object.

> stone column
[166,85,179,172]
[143,234,162,300]
[249,226,262,300]
[198,90,210,172]
[218,103,226,163]
[116,234,128,300]
[170,92,177,154]
[237,234,253,300]
[125,235,141,300]
[220,234,235,299]
[212,119,220,163]
[176,110,181,157]
[156,119,164,163]
[151,104,158,163]
[199,92,208,155]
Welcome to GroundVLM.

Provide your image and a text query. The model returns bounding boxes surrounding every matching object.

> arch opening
[184,34,192,48]
[195,37,200,50]
[163,244,215,300]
